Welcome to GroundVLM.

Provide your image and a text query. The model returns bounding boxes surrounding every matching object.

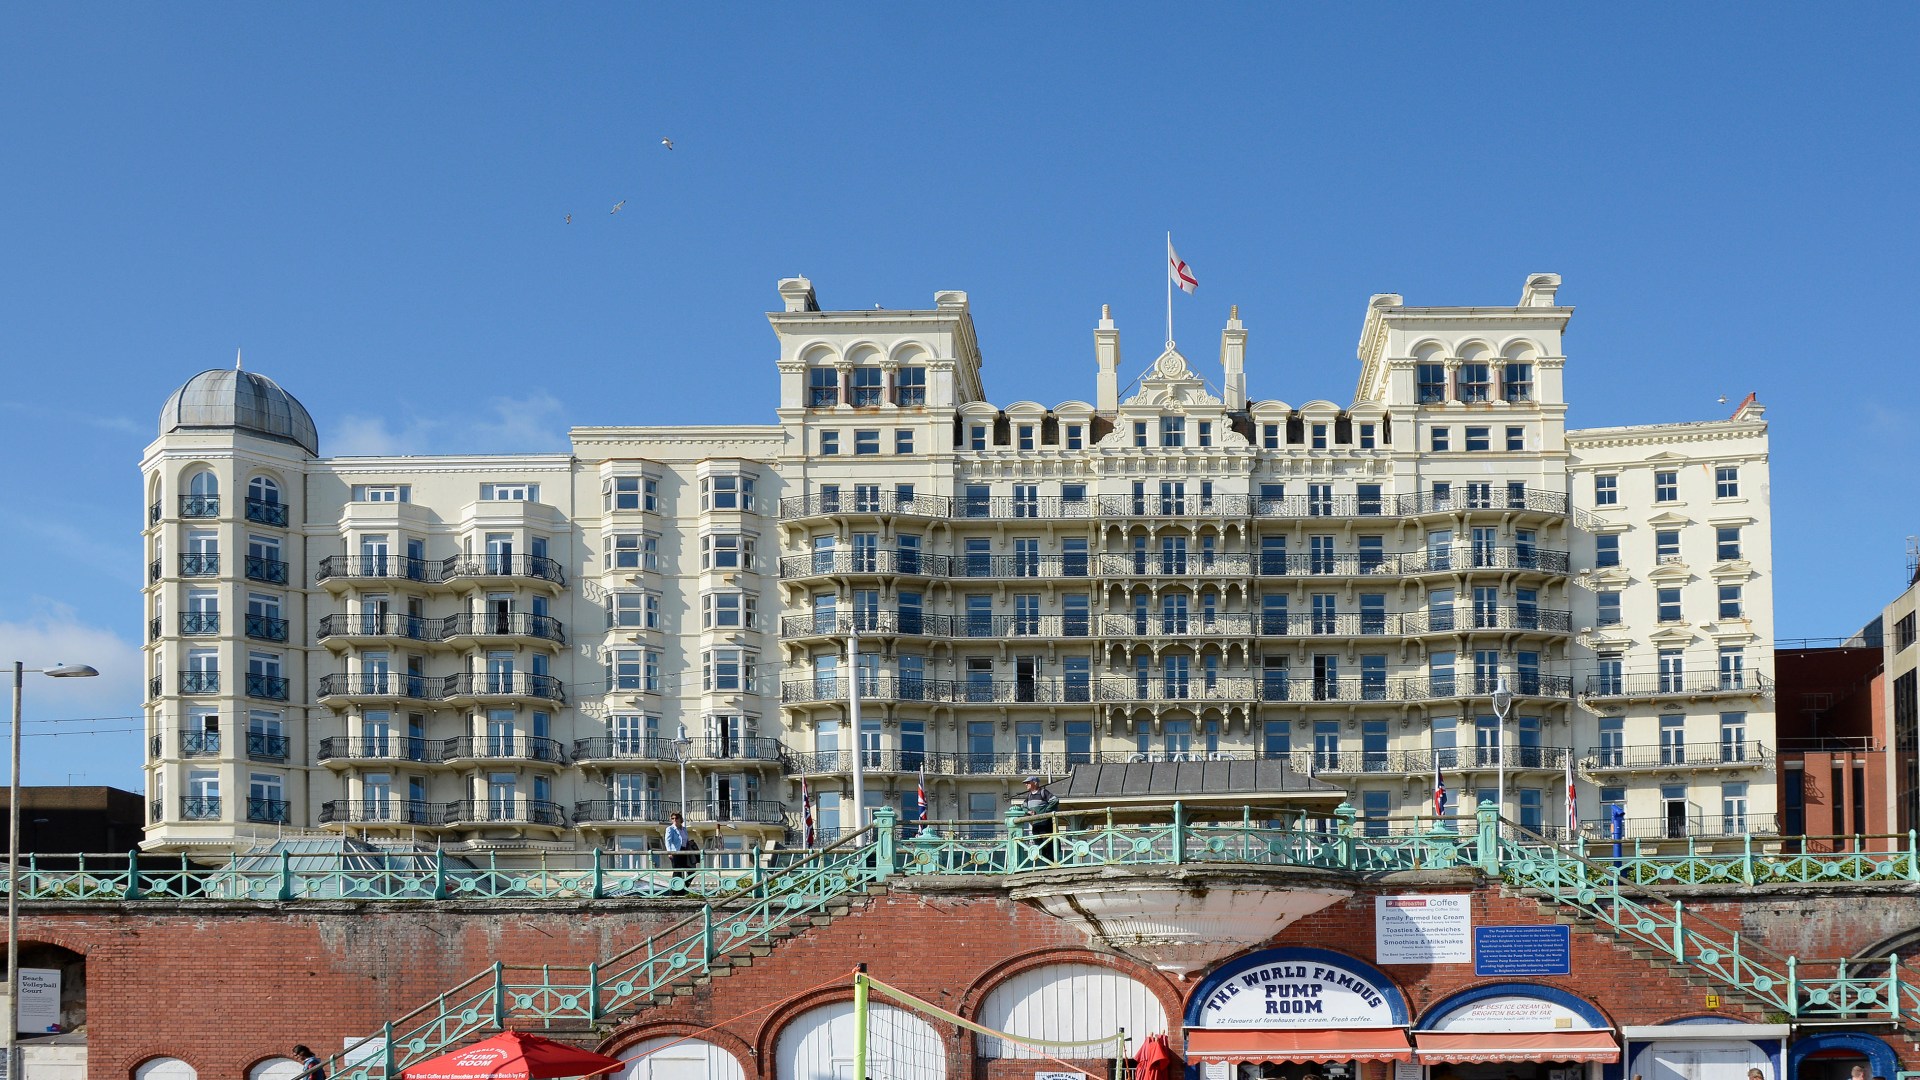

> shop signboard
[1194,952,1402,1029]
[1473,926,1572,976]
[1375,894,1472,964]
[1428,994,1594,1032]
[15,969,58,1035]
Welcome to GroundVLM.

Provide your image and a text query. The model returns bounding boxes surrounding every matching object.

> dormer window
[1197,421,1212,447]
[969,425,987,451]
[808,368,839,407]
[850,368,883,407]
[1160,416,1185,447]
[1017,425,1035,451]
[1358,423,1376,449]
[1311,423,1327,449]
[1134,422,1149,448]
[1064,424,1084,450]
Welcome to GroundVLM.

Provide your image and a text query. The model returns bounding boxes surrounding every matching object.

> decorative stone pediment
[1124,347,1223,408]
[1648,561,1692,583]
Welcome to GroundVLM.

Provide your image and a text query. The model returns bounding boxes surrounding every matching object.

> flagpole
[1165,232,1174,348]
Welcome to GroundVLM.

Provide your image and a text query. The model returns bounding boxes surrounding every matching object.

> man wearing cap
[1016,775,1061,863]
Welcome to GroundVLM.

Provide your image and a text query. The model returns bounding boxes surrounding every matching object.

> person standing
[665,812,698,871]
[293,1044,325,1080]
[1016,776,1060,863]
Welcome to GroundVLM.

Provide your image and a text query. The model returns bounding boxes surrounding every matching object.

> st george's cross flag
[1168,238,1198,294]
[917,766,928,821]
[801,778,816,847]
[1565,754,1578,836]
[1433,757,1447,822]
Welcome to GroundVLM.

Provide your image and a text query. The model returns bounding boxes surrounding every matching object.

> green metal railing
[324,819,896,1080]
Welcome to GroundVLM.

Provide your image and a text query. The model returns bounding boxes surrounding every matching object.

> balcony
[951,615,1093,640]
[781,611,955,639]
[1594,814,1779,841]
[690,799,787,826]
[1398,607,1574,635]
[317,672,437,703]
[316,554,437,585]
[1101,614,1256,638]
[439,672,566,704]
[573,800,669,826]
[1304,746,1573,775]
[246,730,291,762]
[320,800,437,826]
[780,550,954,579]
[318,613,438,644]
[180,795,222,821]
[780,492,953,519]
[1397,545,1572,575]
[782,676,955,705]
[244,497,289,527]
[1095,677,1257,704]
[439,799,568,828]
[953,554,1100,580]
[685,736,785,764]
[179,669,220,695]
[245,613,290,642]
[571,737,677,765]
[179,494,220,518]
[440,553,566,588]
[1583,741,1774,772]
[776,488,1572,523]
[180,553,220,577]
[148,675,161,699]
[317,736,439,764]
[439,612,567,646]
[440,735,567,765]
[245,555,290,584]
[178,611,220,635]
[149,558,161,583]
[1582,671,1774,701]
[247,797,292,825]
[149,501,160,525]
[1249,674,1571,704]
[169,730,222,758]
[245,673,290,701]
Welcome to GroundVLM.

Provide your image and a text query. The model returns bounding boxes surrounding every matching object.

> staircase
[1492,824,1920,1027]
[326,823,894,1080]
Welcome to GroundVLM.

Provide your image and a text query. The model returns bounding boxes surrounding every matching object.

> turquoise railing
[324,817,897,1080]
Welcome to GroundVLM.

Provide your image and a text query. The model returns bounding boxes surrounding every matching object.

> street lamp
[8,662,96,1073]
[672,724,693,822]
[1491,675,1514,828]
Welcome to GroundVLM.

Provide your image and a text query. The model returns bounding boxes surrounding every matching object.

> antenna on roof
[1906,536,1918,586]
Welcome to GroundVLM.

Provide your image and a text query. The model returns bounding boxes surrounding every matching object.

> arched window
[248,1059,305,1080]
[976,963,1165,1058]
[776,1000,944,1080]
[188,471,219,496]
[183,471,220,518]
[135,1058,198,1080]
[617,1036,747,1080]
[248,476,280,506]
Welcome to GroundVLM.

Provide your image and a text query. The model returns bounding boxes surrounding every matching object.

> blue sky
[1,6,1915,792]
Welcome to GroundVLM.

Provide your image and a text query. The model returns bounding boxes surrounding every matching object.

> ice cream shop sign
[1195,949,1401,1028]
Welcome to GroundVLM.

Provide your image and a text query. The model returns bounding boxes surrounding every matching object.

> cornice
[1566,419,1766,449]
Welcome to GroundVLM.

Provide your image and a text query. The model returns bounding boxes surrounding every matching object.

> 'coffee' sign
[1196,958,1398,1029]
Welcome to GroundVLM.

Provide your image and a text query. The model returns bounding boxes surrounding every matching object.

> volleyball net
[856,970,1129,1080]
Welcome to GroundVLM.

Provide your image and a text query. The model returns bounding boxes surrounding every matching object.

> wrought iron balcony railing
[780,550,956,578]
[177,730,221,757]
[780,611,956,637]
[570,736,678,763]
[179,611,220,635]
[440,735,567,764]
[1583,672,1775,698]
[319,800,437,826]
[316,555,437,583]
[247,731,291,762]
[245,613,289,642]
[180,795,222,820]
[777,544,1568,581]
[244,497,289,526]
[147,675,161,699]
[440,554,566,587]
[179,669,220,694]
[317,736,438,763]
[245,555,290,584]
[440,612,566,644]
[1596,814,1779,840]
[440,799,568,828]
[149,501,161,525]
[691,799,787,825]
[683,735,785,762]
[318,613,438,642]
[782,676,956,704]
[247,797,292,825]
[950,615,1093,639]
[179,494,220,518]
[180,552,220,577]
[779,487,1573,523]
[317,673,437,700]
[149,558,161,583]
[572,800,669,825]
[1583,741,1775,770]
[440,672,566,702]
[780,492,954,518]
[950,554,1099,579]
[245,673,290,701]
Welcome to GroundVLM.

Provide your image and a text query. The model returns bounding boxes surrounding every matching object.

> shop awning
[1186,1029,1414,1064]
[1412,1031,1621,1064]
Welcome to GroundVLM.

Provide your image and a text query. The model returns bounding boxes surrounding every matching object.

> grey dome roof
[160,369,319,455]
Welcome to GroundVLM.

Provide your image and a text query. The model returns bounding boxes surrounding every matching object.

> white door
[617,1036,746,1080]
[136,1059,199,1080]
[1634,1042,1771,1080]
[776,1000,945,1080]
[250,1059,306,1080]
[975,962,1163,1058]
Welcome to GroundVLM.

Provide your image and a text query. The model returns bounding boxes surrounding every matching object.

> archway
[1788,1032,1897,1080]
[775,999,945,1080]
[616,1036,747,1080]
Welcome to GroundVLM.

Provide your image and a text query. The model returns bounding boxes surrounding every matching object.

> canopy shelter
[1055,759,1348,818]
[1413,1030,1620,1063]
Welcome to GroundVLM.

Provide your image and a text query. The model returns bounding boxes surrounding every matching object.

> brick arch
[18,932,91,957]
[956,947,1185,1032]
[123,1049,204,1079]
[240,1052,305,1079]
[1411,979,1616,1030]
[598,1022,756,1075]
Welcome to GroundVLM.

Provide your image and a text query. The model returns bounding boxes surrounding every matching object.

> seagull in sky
[564,214,573,225]
[611,200,627,214]
[661,138,674,150]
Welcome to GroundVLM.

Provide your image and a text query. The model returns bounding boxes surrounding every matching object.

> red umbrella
[1136,1033,1178,1080]
[401,1032,624,1080]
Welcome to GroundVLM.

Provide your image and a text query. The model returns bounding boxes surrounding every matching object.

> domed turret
[159,368,319,455]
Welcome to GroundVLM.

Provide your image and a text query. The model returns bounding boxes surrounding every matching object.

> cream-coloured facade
[139,272,1776,856]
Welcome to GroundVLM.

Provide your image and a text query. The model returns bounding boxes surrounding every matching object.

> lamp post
[8,662,95,1075]
[672,724,693,822]
[1491,675,1514,829]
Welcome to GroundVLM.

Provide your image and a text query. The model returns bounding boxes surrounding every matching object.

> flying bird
[564,214,572,225]
[661,138,674,150]
[611,200,627,214]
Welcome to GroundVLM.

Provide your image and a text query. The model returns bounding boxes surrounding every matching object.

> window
[894,366,926,406]
[351,484,411,502]
[480,483,538,501]
[606,591,658,630]
[1465,427,1489,451]
[606,648,656,692]
[968,425,987,450]
[1358,423,1376,449]
[1658,650,1685,693]
[849,367,882,407]
[1458,363,1490,402]
[607,533,658,571]
[819,430,839,455]
[604,475,657,512]
[703,649,755,692]
[704,592,755,629]
[1198,421,1213,447]
[1656,530,1681,561]
[1430,427,1450,452]
[808,367,839,407]
[1654,471,1678,502]
[1310,423,1327,449]
[1160,416,1184,446]
[1897,613,1917,651]
[891,428,914,455]
[1595,534,1620,568]
[703,475,753,511]
[1593,475,1618,506]
[1718,584,1744,620]
[1596,591,1622,627]
[1416,364,1446,404]
[1017,424,1035,451]
[702,533,749,570]
[1064,424,1084,450]
[1134,421,1149,448]
[1503,363,1533,401]
[1357,485,1383,517]
[1715,466,1740,498]
[1716,526,1742,562]
[1505,426,1524,451]
[853,430,879,455]
[1657,588,1683,622]
[1262,423,1281,449]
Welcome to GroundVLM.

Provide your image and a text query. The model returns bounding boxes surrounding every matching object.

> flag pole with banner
[1167,234,1197,348]
[1565,753,1578,839]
